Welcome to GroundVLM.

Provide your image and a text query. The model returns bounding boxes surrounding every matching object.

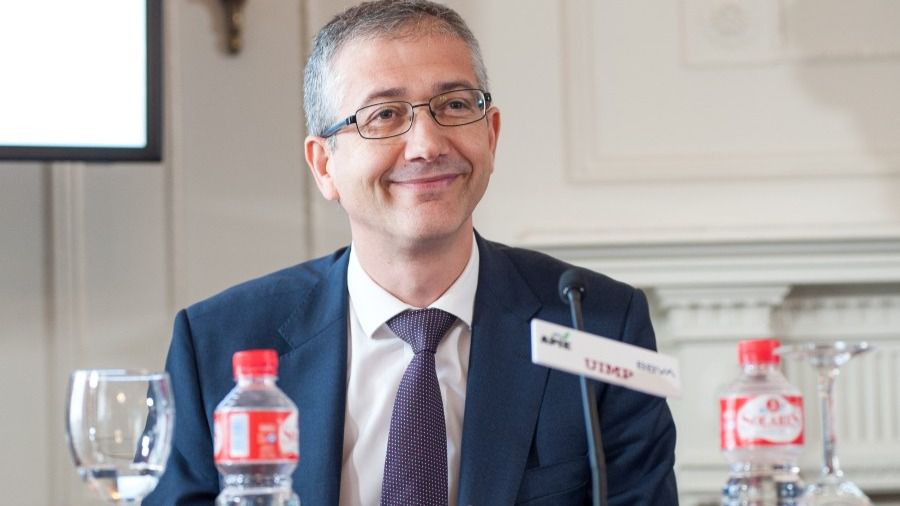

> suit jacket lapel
[278,249,350,505]
[269,241,547,504]
[458,236,546,505]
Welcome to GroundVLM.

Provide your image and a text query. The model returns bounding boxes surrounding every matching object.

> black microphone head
[558,268,587,304]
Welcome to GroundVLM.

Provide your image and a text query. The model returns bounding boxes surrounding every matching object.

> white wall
[0,165,52,504]
[0,1,307,504]
[1,1,898,504]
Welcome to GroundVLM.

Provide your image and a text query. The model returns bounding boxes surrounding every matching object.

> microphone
[558,268,607,506]
[558,269,586,320]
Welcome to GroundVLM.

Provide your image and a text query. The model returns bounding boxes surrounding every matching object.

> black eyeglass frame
[319,88,493,139]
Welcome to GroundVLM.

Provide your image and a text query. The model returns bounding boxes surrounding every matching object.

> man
[147,1,678,504]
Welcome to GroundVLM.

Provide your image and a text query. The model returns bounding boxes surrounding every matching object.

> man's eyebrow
[434,80,478,94]
[360,87,406,106]
[358,80,480,107]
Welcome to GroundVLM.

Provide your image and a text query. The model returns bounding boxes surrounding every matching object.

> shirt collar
[347,235,479,337]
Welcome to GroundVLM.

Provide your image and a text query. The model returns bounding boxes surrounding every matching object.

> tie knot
[387,308,457,354]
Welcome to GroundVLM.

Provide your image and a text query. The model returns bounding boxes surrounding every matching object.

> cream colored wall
[0,1,307,504]
[476,0,900,247]
[1,1,899,504]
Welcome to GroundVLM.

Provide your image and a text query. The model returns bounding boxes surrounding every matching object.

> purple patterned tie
[381,308,457,506]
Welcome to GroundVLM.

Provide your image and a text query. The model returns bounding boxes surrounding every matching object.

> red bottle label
[214,410,299,464]
[720,394,804,449]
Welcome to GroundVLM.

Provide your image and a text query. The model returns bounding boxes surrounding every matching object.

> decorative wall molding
[682,0,783,65]
[559,0,900,183]
[538,236,900,289]
[567,151,900,183]
[683,0,900,65]
[165,0,186,314]
[515,224,900,252]
[775,293,900,339]
[47,161,88,504]
[655,285,790,341]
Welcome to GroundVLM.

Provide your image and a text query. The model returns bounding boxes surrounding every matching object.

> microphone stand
[563,280,607,506]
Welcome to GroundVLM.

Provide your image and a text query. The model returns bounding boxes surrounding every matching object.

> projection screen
[0,0,162,162]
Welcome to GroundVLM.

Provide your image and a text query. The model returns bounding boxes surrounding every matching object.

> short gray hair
[303,0,490,138]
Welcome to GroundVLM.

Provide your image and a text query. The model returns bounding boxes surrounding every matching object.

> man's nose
[404,105,449,162]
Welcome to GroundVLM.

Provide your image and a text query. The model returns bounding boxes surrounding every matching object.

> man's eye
[445,99,473,111]
[362,105,405,125]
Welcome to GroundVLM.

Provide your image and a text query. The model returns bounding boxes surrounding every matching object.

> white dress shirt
[339,239,479,506]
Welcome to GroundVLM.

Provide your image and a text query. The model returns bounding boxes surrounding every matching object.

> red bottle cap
[738,338,781,365]
[233,349,279,378]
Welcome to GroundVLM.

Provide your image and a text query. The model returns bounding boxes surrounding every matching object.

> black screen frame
[0,1,163,162]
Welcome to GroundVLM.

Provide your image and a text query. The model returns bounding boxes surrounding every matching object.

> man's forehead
[330,33,477,106]
[356,80,478,103]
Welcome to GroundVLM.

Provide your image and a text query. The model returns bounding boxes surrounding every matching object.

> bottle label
[720,394,804,449]
[214,409,299,464]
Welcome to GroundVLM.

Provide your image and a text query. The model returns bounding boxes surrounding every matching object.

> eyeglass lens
[356,89,487,139]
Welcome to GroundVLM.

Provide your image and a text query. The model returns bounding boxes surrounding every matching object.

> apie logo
[541,331,571,350]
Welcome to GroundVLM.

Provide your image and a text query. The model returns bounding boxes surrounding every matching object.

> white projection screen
[0,1,162,161]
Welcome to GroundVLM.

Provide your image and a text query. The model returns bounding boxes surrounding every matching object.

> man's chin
[396,218,472,246]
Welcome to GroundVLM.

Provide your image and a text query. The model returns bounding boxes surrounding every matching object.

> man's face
[306,32,500,250]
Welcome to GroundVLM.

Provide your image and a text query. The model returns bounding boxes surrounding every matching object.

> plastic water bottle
[214,349,300,505]
[720,339,804,506]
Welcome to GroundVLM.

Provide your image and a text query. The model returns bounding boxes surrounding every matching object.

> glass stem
[818,367,842,478]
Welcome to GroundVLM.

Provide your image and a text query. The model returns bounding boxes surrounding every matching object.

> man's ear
[486,106,501,159]
[305,136,340,201]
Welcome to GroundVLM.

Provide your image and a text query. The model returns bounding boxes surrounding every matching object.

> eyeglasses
[320,88,492,140]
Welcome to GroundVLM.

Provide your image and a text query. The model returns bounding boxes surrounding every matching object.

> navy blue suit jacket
[146,235,678,505]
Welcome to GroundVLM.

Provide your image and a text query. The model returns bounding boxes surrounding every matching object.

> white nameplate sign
[530,319,682,398]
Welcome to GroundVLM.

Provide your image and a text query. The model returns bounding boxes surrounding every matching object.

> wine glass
[66,369,175,503]
[776,341,873,506]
